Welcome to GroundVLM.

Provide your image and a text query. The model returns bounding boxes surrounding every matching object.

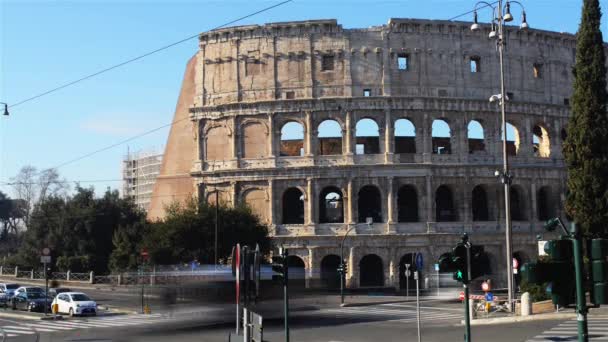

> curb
[463,312,575,326]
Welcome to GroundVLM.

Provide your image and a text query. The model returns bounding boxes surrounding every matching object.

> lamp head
[494,170,501,177]
[543,217,560,232]
[489,23,497,39]
[503,2,514,22]
[489,94,501,103]
[2,104,7,116]
[471,11,480,31]
[520,11,528,30]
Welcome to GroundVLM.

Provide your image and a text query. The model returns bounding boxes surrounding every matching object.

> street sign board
[405,270,411,277]
[434,263,439,271]
[42,247,51,256]
[251,311,263,342]
[415,253,424,270]
[481,281,490,292]
[40,255,51,264]
[485,292,494,302]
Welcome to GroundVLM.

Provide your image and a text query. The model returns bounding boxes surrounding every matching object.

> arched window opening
[287,256,306,288]
[397,185,418,222]
[436,185,456,222]
[280,122,304,157]
[282,188,304,224]
[468,120,485,153]
[502,122,521,156]
[358,185,382,223]
[510,185,526,221]
[394,119,416,154]
[317,120,343,155]
[355,118,380,155]
[359,254,384,287]
[533,125,551,158]
[319,187,344,223]
[537,186,555,221]
[432,120,451,154]
[320,255,341,289]
[472,186,489,221]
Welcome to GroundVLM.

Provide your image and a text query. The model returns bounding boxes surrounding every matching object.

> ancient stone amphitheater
[149,18,573,289]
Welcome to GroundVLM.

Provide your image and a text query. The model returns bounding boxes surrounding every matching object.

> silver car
[0,283,20,305]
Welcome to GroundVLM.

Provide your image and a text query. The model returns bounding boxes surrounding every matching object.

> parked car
[11,290,51,312]
[48,287,71,298]
[0,283,20,299]
[51,292,97,317]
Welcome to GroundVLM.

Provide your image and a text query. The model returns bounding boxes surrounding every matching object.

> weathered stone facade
[149,18,576,289]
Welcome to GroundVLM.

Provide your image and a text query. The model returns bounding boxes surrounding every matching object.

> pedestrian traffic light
[452,243,468,283]
[272,248,288,285]
[437,235,479,284]
[591,238,608,305]
[337,261,347,275]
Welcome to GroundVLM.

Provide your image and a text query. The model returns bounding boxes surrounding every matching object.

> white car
[51,292,97,316]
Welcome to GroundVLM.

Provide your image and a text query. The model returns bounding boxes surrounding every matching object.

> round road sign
[459,291,465,301]
[42,248,51,256]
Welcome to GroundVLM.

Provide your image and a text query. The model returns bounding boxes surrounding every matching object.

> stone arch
[397,185,418,222]
[435,185,457,222]
[359,254,384,287]
[510,185,527,221]
[502,122,521,156]
[242,121,268,159]
[242,188,268,223]
[280,121,304,157]
[537,186,556,221]
[206,190,230,206]
[394,118,416,154]
[472,185,489,221]
[287,255,306,288]
[320,254,341,289]
[468,120,485,153]
[319,186,344,223]
[205,125,231,160]
[358,185,382,223]
[355,118,380,155]
[317,119,343,155]
[533,124,551,158]
[432,119,451,154]
[282,187,304,224]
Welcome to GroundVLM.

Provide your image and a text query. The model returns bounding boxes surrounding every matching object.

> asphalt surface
[0,293,605,342]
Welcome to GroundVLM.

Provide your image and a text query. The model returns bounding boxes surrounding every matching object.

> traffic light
[521,237,575,306]
[452,243,468,283]
[437,235,483,284]
[272,249,288,285]
[591,239,608,305]
[337,261,348,275]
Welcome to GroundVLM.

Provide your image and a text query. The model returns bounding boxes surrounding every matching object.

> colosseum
[148,18,573,289]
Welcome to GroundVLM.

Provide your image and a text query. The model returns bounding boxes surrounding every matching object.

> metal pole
[571,223,589,342]
[406,264,410,300]
[339,226,354,306]
[215,191,219,269]
[497,0,515,312]
[415,271,421,342]
[464,240,472,342]
[44,263,48,316]
[284,249,290,342]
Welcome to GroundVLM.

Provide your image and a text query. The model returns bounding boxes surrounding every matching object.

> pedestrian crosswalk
[320,302,463,324]
[0,313,174,338]
[527,316,608,341]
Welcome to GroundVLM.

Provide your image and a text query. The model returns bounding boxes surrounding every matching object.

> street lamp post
[470,0,528,312]
[0,103,9,116]
[339,224,356,306]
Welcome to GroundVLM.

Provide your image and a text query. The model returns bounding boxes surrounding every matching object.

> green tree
[144,198,271,265]
[564,0,608,237]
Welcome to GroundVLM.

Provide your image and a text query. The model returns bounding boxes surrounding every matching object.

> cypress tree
[564,0,608,237]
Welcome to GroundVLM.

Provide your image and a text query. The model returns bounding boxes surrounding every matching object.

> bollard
[31,270,34,279]
[0,266,3,276]
[66,270,71,281]
[14,266,18,277]
[89,271,94,284]
[521,292,531,316]
[117,274,122,286]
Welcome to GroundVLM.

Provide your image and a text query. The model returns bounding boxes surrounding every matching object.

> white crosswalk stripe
[0,313,176,338]
[527,317,608,341]
[321,303,462,323]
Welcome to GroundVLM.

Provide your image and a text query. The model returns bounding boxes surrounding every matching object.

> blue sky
[0,0,605,197]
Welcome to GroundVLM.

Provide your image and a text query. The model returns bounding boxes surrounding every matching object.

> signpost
[140,249,149,314]
[41,248,51,316]
[414,270,421,342]
[434,263,440,295]
[405,263,411,299]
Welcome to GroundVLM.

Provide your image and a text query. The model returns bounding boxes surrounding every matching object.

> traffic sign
[405,270,411,278]
[513,258,519,269]
[434,263,439,272]
[140,249,149,259]
[42,247,51,256]
[459,291,465,301]
[538,241,548,256]
[415,253,424,270]
[481,281,490,292]
[40,255,51,264]
[485,292,494,302]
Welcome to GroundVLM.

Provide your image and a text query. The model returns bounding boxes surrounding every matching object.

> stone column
[347,178,356,224]
[305,111,314,157]
[231,117,238,160]
[230,181,237,207]
[347,246,357,287]
[306,178,315,225]
[463,182,471,224]
[519,117,533,157]
[268,179,276,228]
[387,177,395,233]
[388,248,397,289]
[422,113,432,163]
[268,113,275,158]
[384,109,394,164]
[530,182,538,223]
[306,247,315,289]
[551,120,563,160]
[345,111,354,156]
[426,174,434,230]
